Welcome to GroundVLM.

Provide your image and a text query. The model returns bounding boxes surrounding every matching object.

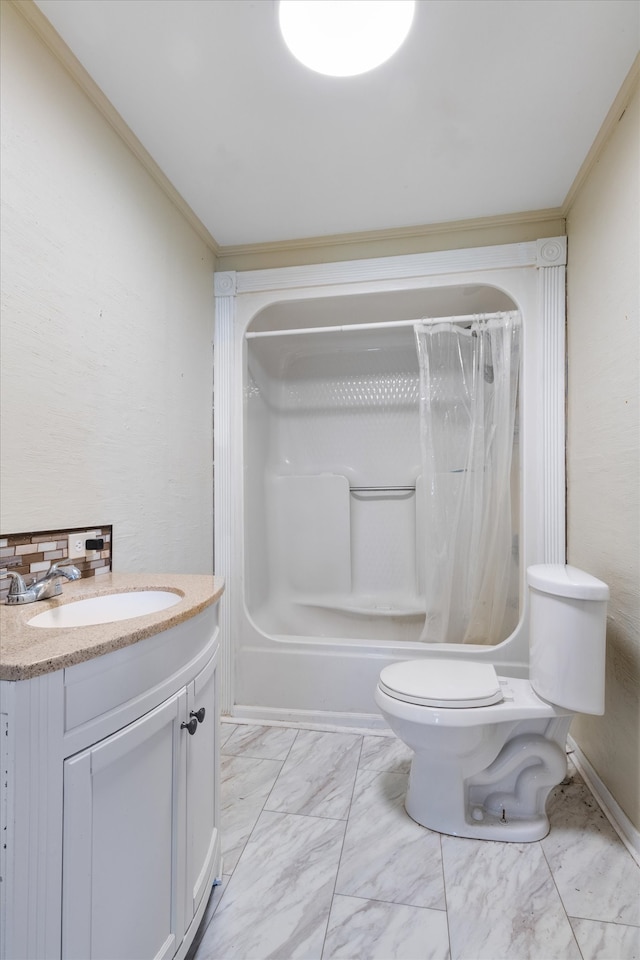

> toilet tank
[527,564,609,714]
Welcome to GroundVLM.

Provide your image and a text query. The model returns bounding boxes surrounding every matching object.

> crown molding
[215,209,566,271]
[9,0,220,256]
[562,52,640,216]
[219,208,565,257]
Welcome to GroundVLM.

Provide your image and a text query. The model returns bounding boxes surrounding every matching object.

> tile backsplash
[0,525,112,603]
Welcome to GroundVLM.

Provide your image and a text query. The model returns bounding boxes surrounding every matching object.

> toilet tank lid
[527,564,610,600]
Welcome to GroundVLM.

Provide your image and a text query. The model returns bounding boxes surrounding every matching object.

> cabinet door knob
[181,717,198,735]
[191,707,206,724]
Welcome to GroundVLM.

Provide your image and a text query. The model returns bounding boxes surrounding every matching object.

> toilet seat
[378,659,504,708]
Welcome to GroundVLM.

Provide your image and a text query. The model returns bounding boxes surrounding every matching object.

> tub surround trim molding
[218,240,543,297]
[214,271,237,297]
[539,254,567,563]
[214,289,236,715]
[214,237,570,311]
[217,237,569,304]
[536,237,567,267]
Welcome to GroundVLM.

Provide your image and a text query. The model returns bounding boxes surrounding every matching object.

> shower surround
[214,239,567,725]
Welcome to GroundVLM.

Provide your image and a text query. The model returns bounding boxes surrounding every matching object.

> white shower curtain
[414,312,520,644]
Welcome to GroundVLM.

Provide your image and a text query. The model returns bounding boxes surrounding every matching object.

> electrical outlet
[68,531,90,560]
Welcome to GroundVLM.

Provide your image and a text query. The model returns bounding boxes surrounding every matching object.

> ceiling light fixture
[278,0,416,77]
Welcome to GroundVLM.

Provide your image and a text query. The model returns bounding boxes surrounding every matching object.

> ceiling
[34,0,639,248]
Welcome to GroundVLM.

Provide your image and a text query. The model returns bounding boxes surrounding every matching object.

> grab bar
[350,485,416,493]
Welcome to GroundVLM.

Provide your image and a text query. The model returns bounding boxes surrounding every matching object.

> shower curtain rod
[244,311,517,340]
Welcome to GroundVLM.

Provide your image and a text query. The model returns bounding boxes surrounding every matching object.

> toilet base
[404,726,571,843]
[405,795,554,842]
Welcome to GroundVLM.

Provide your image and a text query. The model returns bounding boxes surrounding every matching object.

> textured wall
[566,81,639,831]
[0,4,215,573]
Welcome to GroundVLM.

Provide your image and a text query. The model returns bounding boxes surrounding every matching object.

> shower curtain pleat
[414,312,520,644]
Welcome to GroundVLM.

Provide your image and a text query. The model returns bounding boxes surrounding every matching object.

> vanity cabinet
[62,690,186,960]
[0,595,221,960]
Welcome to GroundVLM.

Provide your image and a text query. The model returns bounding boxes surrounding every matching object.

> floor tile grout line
[209,796,352,951]
[251,807,353,825]
[322,889,449,913]
[260,727,302,812]
[331,757,454,918]
[319,733,364,960]
[261,728,364,820]
[220,750,296,763]
[538,838,586,960]
[220,751,286,877]
[217,734,353,960]
[568,915,640,930]
[318,893,335,960]
[343,734,365,824]
[438,832,455,960]
[218,720,237,751]
[222,773,285,880]
[609,915,640,930]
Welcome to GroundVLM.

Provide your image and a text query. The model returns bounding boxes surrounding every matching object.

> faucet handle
[6,570,28,599]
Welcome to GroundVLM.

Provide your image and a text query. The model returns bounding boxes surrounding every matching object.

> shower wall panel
[245,328,425,639]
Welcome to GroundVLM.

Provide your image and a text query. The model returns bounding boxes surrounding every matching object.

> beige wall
[566,81,640,832]
[0,4,216,573]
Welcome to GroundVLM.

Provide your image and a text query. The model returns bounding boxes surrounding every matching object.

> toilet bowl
[375,564,609,842]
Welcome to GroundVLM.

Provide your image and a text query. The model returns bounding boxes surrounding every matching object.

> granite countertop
[0,572,225,681]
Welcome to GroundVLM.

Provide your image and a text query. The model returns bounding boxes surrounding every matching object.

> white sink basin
[28,591,181,628]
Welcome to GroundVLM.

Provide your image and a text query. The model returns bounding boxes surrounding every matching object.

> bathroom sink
[27,590,181,628]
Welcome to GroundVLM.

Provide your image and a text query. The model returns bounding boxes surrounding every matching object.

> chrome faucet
[5,561,82,605]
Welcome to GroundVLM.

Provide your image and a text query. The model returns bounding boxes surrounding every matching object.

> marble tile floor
[189,722,640,960]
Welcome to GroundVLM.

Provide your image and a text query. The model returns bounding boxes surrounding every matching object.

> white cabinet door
[185,651,219,922]
[62,690,187,960]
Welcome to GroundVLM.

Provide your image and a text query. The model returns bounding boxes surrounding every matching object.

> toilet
[374,564,609,842]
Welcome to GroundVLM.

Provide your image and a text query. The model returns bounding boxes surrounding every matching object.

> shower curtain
[414,312,520,644]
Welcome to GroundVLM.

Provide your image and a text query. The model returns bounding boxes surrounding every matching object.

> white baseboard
[223,705,391,736]
[567,735,640,865]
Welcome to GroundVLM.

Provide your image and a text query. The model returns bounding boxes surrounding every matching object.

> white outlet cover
[68,531,90,559]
